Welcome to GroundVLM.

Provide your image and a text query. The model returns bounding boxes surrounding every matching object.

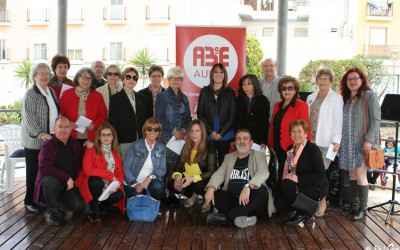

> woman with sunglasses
[97,64,123,111]
[338,68,380,221]
[108,67,152,159]
[269,75,312,187]
[123,118,166,200]
[60,67,107,148]
[76,122,125,222]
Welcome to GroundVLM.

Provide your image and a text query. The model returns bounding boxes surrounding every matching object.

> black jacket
[235,94,270,145]
[138,84,165,116]
[197,86,236,137]
[108,90,151,143]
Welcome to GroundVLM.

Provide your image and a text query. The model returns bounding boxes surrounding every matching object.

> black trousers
[214,185,269,221]
[88,176,124,213]
[167,178,209,197]
[214,140,232,167]
[42,176,85,213]
[275,146,287,187]
[24,148,40,205]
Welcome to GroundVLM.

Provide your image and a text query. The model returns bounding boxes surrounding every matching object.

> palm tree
[14,59,33,89]
[129,49,156,88]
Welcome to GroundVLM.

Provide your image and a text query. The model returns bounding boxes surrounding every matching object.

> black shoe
[88,212,101,222]
[45,211,63,226]
[207,213,228,225]
[340,207,357,216]
[25,204,41,214]
[284,214,309,225]
[369,185,376,191]
[352,209,367,221]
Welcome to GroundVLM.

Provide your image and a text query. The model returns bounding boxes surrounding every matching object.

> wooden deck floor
[0,181,399,249]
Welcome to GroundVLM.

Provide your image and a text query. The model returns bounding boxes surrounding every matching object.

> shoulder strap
[362,93,367,135]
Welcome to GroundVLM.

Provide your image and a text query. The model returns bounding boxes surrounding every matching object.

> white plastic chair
[0,125,26,193]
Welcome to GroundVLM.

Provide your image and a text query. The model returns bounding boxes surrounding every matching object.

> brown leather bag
[362,94,384,169]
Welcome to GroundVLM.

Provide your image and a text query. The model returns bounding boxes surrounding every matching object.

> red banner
[176,26,246,117]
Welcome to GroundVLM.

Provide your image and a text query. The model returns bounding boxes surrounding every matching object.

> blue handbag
[126,192,160,222]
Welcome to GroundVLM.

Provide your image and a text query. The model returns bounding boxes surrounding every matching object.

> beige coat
[96,82,123,111]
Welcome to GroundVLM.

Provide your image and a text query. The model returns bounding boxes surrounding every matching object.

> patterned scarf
[283,140,307,175]
[102,144,115,191]
[75,86,90,102]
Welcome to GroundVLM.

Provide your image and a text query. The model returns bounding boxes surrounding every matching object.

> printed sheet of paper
[99,180,120,201]
[75,116,92,133]
[251,143,266,153]
[60,84,73,98]
[326,144,338,161]
[166,136,185,154]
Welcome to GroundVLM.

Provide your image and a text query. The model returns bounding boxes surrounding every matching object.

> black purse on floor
[291,193,318,217]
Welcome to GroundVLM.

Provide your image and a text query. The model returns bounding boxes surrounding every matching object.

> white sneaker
[234,216,257,228]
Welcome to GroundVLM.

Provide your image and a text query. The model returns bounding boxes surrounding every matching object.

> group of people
[19,54,381,228]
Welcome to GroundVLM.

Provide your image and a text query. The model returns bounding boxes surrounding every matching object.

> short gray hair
[167,67,184,79]
[31,62,53,80]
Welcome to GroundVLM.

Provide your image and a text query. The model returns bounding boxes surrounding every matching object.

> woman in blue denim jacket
[123,118,167,199]
[155,67,192,174]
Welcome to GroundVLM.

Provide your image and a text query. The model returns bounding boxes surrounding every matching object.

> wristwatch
[244,183,250,188]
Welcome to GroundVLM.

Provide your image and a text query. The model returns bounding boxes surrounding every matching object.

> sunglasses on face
[146,127,160,132]
[125,75,138,81]
[281,86,294,91]
[107,72,120,77]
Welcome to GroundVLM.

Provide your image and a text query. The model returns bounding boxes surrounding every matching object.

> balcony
[364,44,400,60]
[145,5,170,24]
[68,8,84,24]
[27,8,49,24]
[0,10,10,25]
[366,1,393,20]
[103,6,127,24]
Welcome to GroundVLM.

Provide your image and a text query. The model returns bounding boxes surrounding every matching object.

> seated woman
[274,119,328,225]
[76,122,125,222]
[168,120,217,212]
[123,118,166,200]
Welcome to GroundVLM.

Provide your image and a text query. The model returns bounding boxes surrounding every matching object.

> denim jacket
[123,138,167,186]
[155,87,192,137]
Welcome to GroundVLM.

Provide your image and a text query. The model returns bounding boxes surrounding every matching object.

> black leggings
[88,176,124,213]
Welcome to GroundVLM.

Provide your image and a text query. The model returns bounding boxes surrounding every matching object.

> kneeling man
[204,129,269,228]
[34,116,85,225]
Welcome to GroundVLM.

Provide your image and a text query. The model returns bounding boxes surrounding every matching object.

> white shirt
[136,139,154,183]
[37,85,58,134]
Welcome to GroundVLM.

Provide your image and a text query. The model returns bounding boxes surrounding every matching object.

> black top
[138,85,165,116]
[55,139,77,180]
[227,155,250,197]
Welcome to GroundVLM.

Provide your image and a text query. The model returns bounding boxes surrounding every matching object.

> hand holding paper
[75,115,92,133]
[99,180,120,201]
[166,136,186,154]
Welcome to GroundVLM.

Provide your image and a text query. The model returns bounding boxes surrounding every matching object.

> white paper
[99,180,120,201]
[166,136,185,154]
[75,115,92,133]
[326,144,338,161]
[60,84,73,98]
[251,143,266,153]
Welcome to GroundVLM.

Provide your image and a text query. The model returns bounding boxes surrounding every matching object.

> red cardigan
[59,88,107,141]
[268,98,313,151]
[75,147,125,213]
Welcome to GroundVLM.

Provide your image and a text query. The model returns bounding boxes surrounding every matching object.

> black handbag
[291,193,318,217]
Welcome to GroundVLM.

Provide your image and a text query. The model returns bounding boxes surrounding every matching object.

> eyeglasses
[125,75,138,81]
[38,72,51,76]
[281,86,294,91]
[94,66,104,70]
[347,76,361,82]
[80,76,92,81]
[169,77,183,82]
[150,74,163,79]
[107,72,120,77]
[146,127,160,132]
[317,77,330,81]
[100,133,113,138]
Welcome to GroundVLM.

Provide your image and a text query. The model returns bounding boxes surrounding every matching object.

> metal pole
[57,0,67,55]
[277,0,288,76]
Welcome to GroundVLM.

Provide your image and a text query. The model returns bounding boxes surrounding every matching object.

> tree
[246,34,264,78]
[14,59,34,89]
[129,49,156,87]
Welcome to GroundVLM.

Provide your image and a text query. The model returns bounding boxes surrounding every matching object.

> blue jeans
[123,179,163,200]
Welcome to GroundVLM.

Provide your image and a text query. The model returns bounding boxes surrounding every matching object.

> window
[110,0,124,20]
[262,27,274,37]
[0,0,7,22]
[148,0,169,20]
[262,0,274,11]
[110,42,122,60]
[294,28,308,37]
[149,35,168,62]
[369,28,387,45]
[68,0,83,21]
[33,43,47,60]
[0,39,6,60]
[67,49,82,60]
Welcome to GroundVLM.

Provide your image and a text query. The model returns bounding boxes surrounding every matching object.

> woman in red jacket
[269,76,312,186]
[76,122,125,222]
[60,67,107,147]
